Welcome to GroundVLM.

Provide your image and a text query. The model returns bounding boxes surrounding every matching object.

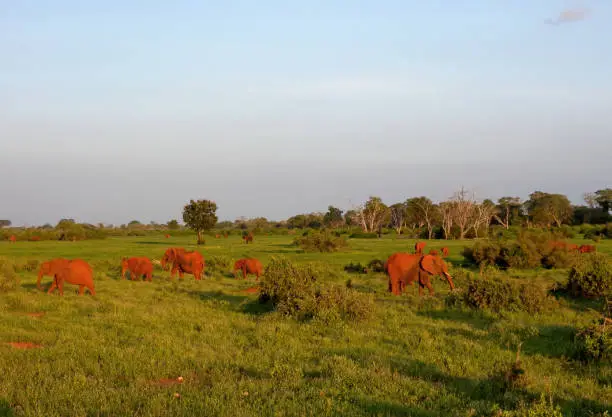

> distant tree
[41,223,53,229]
[438,202,454,240]
[525,191,573,228]
[405,197,437,239]
[594,188,612,213]
[216,221,233,229]
[0,220,11,228]
[182,199,218,244]
[353,197,389,233]
[287,214,308,229]
[472,199,497,237]
[56,219,75,227]
[128,220,141,227]
[344,210,358,227]
[449,187,477,240]
[583,192,598,209]
[389,203,407,234]
[323,206,344,229]
[167,220,180,230]
[493,197,522,229]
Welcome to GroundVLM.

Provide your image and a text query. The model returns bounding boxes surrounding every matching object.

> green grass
[0,235,610,416]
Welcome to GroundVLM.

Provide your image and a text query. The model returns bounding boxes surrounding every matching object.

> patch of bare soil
[7,342,43,349]
[242,286,259,294]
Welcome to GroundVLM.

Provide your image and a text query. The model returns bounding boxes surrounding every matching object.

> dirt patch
[152,377,184,387]
[25,312,45,318]
[7,342,43,349]
[242,287,259,294]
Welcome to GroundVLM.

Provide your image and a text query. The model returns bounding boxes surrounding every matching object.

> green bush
[459,277,554,313]
[462,241,501,266]
[294,230,348,253]
[206,255,232,274]
[498,394,563,417]
[566,253,612,298]
[0,260,20,292]
[541,247,578,269]
[367,259,386,273]
[344,262,366,274]
[348,232,378,239]
[573,319,612,363]
[559,225,576,238]
[259,257,373,322]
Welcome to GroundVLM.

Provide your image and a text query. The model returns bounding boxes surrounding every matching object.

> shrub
[559,225,576,238]
[259,257,373,322]
[462,241,501,266]
[566,253,612,298]
[344,262,366,274]
[541,248,578,269]
[348,232,378,239]
[0,261,20,292]
[499,394,563,417]
[206,255,232,274]
[573,319,612,363]
[294,230,348,253]
[367,259,386,273]
[460,277,554,313]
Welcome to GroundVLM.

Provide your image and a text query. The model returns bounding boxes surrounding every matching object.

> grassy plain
[0,235,610,416]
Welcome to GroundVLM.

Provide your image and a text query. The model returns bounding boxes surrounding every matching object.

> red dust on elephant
[385,253,454,296]
[161,248,205,280]
[37,258,96,296]
[121,257,153,281]
[233,258,263,280]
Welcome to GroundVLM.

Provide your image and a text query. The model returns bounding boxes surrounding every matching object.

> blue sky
[1,1,611,225]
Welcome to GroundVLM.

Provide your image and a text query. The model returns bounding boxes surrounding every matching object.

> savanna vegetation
[0,188,611,416]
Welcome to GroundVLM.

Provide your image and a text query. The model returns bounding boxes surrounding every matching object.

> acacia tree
[406,197,437,239]
[494,197,522,229]
[524,192,573,228]
[595,188,612,213]
[354,197,389,233]
[0,220,11,228]
[323,206,344,229]
[167,220,180,230]
[183,199,218,244]
[389,203,407,234]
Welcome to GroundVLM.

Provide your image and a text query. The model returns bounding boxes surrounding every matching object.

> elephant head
[37,258,70,290]
[419,254,455,291]
[161,248,183,270]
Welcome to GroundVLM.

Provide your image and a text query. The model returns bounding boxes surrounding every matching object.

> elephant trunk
[36,269,46,291]
[443,272,455,291]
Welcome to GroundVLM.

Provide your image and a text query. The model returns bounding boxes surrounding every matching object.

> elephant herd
[36,247,264,297]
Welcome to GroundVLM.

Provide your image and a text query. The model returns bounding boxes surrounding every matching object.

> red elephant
[233,258,263,280]
[579,245,596,253]
[37,258,96,296]
[567,244,579,252]
[215,234,221,239]
[8,235,16,243]
[121,257,153,281]
[161,247,205,280]
[30,236,41,242]
[429,249,439,256]
[415,241,426,254]
[243,234,254,244]
[164,234,170,239]
[385,253,455,296]
[441,247,449,257]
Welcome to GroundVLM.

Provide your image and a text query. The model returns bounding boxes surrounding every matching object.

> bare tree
[354,197,389,233]
[438,202,454,240]
[471,200,498,237]
[406,197,437,239]
[389,203,407,234]
[450,187,476,240]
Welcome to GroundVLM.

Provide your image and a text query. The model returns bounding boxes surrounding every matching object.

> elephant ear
[419,255,439,275]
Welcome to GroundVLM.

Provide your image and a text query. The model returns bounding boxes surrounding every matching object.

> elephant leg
[57,278,65,296]
[78,285,85,295]
[418,281,424,297]
[47,280,58,294]
[242,267,247,280]
[88,285,96,296]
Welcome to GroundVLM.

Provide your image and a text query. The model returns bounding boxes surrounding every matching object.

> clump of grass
[259,257,374,323]
[294,230,348,253]
[566,253,612,298]
[344,262,367,274]
[206,255,233,275]
[573,317,612,363]
[0,261,20,293]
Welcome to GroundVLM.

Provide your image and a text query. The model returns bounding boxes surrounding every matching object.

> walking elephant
[441,247,449,257]
[8,235,16,243]
[415,241,426,254]
[579,245,596,253]
[37,258,95,296]
[243,233,254,244]
[161,247,205,280]
[233,258,263,280]
[121,257,153,281]
[385,253,455,296]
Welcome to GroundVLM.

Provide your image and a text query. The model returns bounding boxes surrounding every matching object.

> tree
[525,191,573,227]
[595,188,612,213]
[128,220,141,226]
[0,220,11,228]
[471,199,497,237]
[344,210,358,227]
[167,220,180,230]
[389,203,407,234]
[182,199,218,244]
[323,206,344,229]
[405,197,437,239]
[353,197,389,233]
[449,187,476,240]
[494,197,522,229]
[438,202,454,240]
[583,192,598,209]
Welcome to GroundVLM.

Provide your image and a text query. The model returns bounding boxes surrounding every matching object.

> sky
[1,0,611,226]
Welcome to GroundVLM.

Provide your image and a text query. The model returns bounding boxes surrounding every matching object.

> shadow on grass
[134,241,172,245]
[356,398,439,417]
[521,325,576,359]
[0,399,15,417]
[416,308,496,330]
[178,289,273,316]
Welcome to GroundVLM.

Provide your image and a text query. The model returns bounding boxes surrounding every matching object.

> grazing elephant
[385,253,455,296]
[30,236,41,242]
[568,244,579,252]
[441,247,449,257]
[429,249,439,256]
[8,235,16,243]
[415,241,426,254]
[223,232,229,238]
[243,234,254,244]
[579,245,596,253]
[37,258,95,296]
[161,247,205,280]
[164,234,170,239]
[233,258,263,280]
[215,234,221,239]
[121,257,153,281]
